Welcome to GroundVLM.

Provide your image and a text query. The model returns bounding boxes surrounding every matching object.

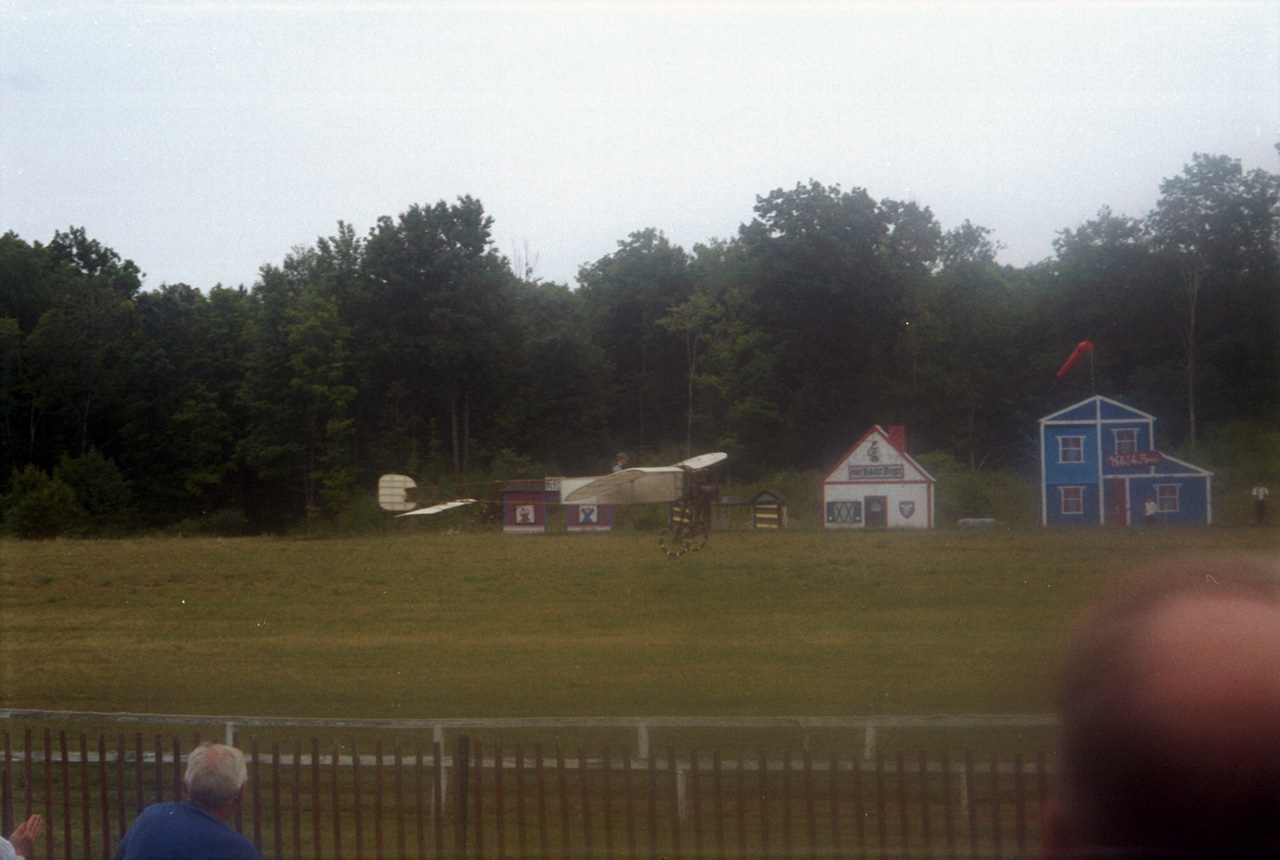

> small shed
[823,425,935,529]
[501,480,557,534]
[552,476,616,532]
[751,491,787,529]
[1039,395,1212,526]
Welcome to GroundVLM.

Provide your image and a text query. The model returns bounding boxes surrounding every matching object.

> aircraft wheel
[658,528,708,557]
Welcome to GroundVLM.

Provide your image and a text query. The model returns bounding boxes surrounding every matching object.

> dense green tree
[19,229,143,465]
[490,279,609,473]
[577,228,693,454]
[669,239,783,471]
[124,283,248,522]
[0,155,1274,536]
[0,232,151,483]
[658,281,725,458]
[0,232,59,335]
[1042,209,1179,421]
[1148,153,1280,447]
[911,255,1024,468]
[285,285,357,525]
[0,235,65,473]
[359,198,517,477]
[237,257,315,529]
[0,316,19,475]
[737,181,905,466]
[879,199,944,280]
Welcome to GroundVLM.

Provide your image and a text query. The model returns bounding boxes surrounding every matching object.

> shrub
[56,449,130,520]
[1194,421,1280,526]
[4,466,81,539]
[175,509,249,537]
[332,496,393,534]
[914,452,1038,527]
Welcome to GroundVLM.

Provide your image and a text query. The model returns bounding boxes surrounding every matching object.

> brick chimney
[887,425,906,454]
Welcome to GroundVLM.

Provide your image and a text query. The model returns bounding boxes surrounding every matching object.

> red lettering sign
[1107,451,1164,469]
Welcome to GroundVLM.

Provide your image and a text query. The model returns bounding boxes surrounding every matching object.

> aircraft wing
[396,499,478,517]
[563,454,727,505]
[562,467,684,505]
[675,452,727,471]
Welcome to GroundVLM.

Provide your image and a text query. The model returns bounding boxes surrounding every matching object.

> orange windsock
[1055,341,1093,378]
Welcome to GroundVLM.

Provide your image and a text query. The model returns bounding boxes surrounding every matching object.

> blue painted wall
[1040,396,1211,526]
[1044,482,1099,526]
[1042,424,1098,486]
[1126,475,1210,526]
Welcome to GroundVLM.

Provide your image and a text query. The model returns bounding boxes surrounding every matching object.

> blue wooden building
[1039,395,1213,526]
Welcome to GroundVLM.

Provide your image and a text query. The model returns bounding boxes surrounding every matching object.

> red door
[1105,479,1128,525]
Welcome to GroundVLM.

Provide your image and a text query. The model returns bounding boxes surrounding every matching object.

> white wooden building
[822,425,935,529]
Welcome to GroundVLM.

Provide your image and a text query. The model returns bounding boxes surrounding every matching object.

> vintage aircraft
[378,452,728,555]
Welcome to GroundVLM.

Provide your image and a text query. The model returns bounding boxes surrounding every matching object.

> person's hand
[9,814,43,859]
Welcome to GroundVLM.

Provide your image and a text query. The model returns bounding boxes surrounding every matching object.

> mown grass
[1,527,1275,732]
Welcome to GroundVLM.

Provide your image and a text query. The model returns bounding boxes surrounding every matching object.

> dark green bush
[175,508,249,537]
[4,466,81,539]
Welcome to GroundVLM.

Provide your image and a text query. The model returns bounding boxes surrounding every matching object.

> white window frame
[1113,428,1137,456]
[1156,484,1180,513]
[1059,436,1084,463]
[1061,486,1084,515]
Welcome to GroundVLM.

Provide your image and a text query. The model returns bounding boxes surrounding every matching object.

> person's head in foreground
[1045,558,1280,860]
[184,743,248,817]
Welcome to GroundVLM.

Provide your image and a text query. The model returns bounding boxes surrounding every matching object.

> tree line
[1,152,1277,536]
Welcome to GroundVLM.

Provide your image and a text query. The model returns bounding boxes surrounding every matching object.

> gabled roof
[1040,395,1155,425]
[1145,452,1213,478]
[822,425,935,484]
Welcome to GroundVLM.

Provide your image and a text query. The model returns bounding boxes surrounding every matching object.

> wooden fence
[1,729,1050,860]
[0,711,1060,763]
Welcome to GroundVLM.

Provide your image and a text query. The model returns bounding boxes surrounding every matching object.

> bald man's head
[1049,561,1280,859]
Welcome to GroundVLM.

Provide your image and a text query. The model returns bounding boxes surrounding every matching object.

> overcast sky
[2,1,1277,290]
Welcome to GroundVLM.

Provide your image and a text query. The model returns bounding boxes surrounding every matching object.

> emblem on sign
[899,501,915,518]
[579,505,598,524]
[516,505,536,523]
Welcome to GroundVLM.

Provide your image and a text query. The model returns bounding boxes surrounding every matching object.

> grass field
[1,526,1272,859]
[3,526,1276,728]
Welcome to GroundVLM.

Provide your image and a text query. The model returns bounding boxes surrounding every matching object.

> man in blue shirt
[114,743,261,860]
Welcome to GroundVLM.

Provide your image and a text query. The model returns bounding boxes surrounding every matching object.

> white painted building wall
[822,426,935,529]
